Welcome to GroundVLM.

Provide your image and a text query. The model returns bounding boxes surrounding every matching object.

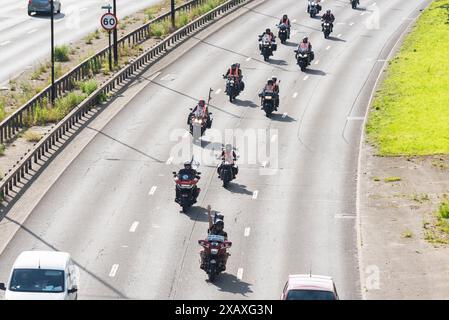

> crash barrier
[0,0,208,144]
[0,0,252,203]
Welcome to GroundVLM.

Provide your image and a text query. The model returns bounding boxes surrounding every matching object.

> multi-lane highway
[0,0,161,85]
[0,0,427,299]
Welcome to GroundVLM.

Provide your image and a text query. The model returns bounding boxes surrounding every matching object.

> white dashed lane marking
[215,88,222,94]
[252,190,259,200]
[246,57,252,61]
[129,221,139,233]
[149,186,157,196]
[244,228,251,237]
[292,92,298,98]
[303,75,309,81]
[166,156,173,165]
[282,113,288,118]
[0,41,11,46]
[27,29,37,34]
[237,268,244,280]
[326,46,331,50]
[109,264,119,277]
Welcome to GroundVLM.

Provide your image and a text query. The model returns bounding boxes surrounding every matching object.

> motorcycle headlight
[211,249,219,255]
[265,96,272,100]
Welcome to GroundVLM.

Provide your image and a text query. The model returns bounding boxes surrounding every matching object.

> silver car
[28,0,61,16]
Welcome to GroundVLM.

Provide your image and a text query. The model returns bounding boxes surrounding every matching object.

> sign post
[101,5,118,72]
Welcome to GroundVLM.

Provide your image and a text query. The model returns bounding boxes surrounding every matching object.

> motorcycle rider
[308,0,322,13]
[278,14,291,39]
[259,79,279,111]
[224,63,244,92]
[187,99,210,126]
[175,161,201,202]
[321,9,335,33]
[217,144,238,179]
[259,28,276,49]
[200,205,230,271]
[297,36,314,63]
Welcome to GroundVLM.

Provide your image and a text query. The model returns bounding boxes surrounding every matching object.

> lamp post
[50,0,55,103]
[112,0,118,65]
[171,0,175,28]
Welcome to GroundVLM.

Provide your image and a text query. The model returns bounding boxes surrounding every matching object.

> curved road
[0,0,426,299]
[0,0,161,85]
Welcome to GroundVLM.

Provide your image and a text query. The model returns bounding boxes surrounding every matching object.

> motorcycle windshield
[177,170,196,181]
[208,234,225,243]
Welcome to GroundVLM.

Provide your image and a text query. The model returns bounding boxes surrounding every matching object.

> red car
[281,274,339,300]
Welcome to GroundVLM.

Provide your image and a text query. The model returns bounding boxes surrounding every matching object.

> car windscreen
[9,269,65,293]
[286,289,335,300]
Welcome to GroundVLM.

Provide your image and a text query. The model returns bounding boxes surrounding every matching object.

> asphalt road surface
[0,0,426,299]
[0,0,162,85]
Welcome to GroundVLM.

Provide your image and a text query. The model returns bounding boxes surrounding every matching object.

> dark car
[28,0,61,16]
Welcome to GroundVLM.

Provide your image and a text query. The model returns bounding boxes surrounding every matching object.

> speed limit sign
[101,13,118,31]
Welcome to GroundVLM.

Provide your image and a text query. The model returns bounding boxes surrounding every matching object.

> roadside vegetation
[366,1,449,155]
[424,200,449,245]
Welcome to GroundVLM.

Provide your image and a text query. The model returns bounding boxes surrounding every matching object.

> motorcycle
[351,0,359,9]
[173,170,201,212]
[189,112,212,138]
[199,234,232,282]
[262,92,276,117]
[295,48,310,72]
[277,23,288,44]
[322,21,332,39]
[218,160,237,187]
[258,34,276,62]
[224,76,240,102]
[309,2,318,18]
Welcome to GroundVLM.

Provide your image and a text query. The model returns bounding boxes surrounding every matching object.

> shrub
[0,144,5,156]
[438,201,449,219]
[79,80,98,96]
[24,131,43,142]
[54,45,70,62]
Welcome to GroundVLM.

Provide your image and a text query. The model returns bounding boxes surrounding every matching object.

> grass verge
[425,200,449,244]
[366,1,449,155]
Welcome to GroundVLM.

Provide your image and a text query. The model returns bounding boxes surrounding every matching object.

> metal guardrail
[0,0,251,202]
[0,0,208,144]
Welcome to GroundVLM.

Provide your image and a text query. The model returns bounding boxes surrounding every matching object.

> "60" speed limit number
[101,13,118,31]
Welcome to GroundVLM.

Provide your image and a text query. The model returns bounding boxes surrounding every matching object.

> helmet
[184,161,192,170]
[272,76,277,83]
[199,100,205,107]
[303,37,308,43]
[283,14,288,20]
[327,9,331,13]
[225,144,232,152]
[215,219,224,231]
[231,63,237,69]
[267,79,274,85]
[266,28,271,33]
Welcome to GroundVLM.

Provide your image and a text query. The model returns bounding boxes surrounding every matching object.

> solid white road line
[237,268,244,280]
[0,41,11,46]
[215,88,222,94]
[252,190,259,200]
[109,264,119,277]
[149,186,157,196]
[292,92,298,98]
[129,221,139,233]
[166,156,174,165]
[347,116,365,121]
[244,227,251,237]
[335,214,356,219]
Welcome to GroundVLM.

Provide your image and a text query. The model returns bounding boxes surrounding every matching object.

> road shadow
[184,206,211,222]
[233,99,259,108]
[209,273,253,296]
[227,182,253,196]
[328,36,347,42]
[270,113,296,123]
[30,13,65,20]
[269,58,288,66]
[353,7,367,11]
[284,41,298,47]
[304,68,326,76]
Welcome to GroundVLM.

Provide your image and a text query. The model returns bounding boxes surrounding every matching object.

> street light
[50,0,55,103]
[113,0,118,65]
[171,0,175,28]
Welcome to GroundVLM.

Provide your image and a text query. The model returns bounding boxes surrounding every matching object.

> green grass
[366,1,449,155]
[31,63,48,80]
[54,45,70,62]
[402,230,413,238]
[0,98,6,122]
[0,144,5,156]
[425,200,449,244]
[384,177,401,183]
[79,80,98,96]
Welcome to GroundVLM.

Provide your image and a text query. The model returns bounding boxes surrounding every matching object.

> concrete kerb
[0,0,267,258]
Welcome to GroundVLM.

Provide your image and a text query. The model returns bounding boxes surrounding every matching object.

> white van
[0,251,78,300]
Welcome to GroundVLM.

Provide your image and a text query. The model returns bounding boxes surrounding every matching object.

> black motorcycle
[322,21,332,39]
[173,170,201,213]
[259,35,276,62]
[351,0,360,9]
[309,2,318,18]
[277,23,288,44]
[295,48,310,72]
[224,76,240,102]
[261,92,276,117]
[218,161,237,187]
